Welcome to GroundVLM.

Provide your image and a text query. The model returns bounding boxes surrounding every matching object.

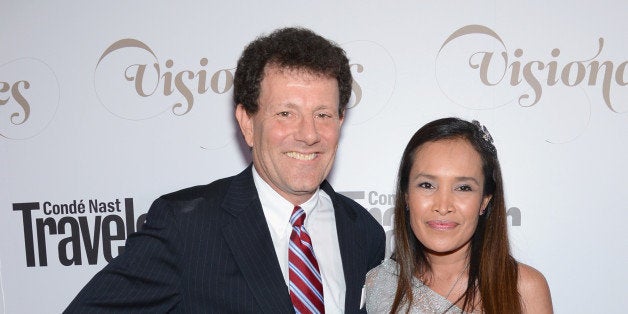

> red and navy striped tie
[288,206,324,314]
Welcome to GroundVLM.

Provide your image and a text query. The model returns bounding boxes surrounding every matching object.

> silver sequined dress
[365,259,464,313]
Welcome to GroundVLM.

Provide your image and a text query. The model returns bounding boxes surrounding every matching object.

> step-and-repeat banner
[2,1,626,313]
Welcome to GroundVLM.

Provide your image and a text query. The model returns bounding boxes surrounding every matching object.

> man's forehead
[262,64,333,81]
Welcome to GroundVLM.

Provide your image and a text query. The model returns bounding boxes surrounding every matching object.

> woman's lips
[427,220,458,230]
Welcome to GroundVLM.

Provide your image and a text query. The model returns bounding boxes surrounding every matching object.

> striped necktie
[288,206,324,314]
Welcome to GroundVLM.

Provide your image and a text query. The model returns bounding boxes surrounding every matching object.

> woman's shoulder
[365,259,400,313]
[367,259,398,279]
[517,263,549,292]
[517,262,553,314]
[365,259,400,290]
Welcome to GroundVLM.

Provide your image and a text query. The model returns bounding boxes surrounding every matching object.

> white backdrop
[1,1,627,313]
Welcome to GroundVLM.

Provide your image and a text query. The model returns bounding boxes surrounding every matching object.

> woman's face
[406,138,492,256]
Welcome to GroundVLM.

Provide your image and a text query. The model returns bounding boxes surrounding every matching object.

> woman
[365,118,552,313]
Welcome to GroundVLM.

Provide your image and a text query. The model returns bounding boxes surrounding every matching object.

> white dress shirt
[253,167,346,313]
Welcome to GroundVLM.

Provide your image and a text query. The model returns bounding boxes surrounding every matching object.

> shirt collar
[252,165,320,223]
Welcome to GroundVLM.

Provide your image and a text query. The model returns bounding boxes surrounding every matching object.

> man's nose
[295,116,321,145]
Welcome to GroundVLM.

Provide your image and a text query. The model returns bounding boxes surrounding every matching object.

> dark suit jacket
[65,165,386,313]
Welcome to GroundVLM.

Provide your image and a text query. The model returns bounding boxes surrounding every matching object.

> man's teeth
[286,152,316,160]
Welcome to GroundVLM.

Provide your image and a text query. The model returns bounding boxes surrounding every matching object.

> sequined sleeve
[365,259,401,313]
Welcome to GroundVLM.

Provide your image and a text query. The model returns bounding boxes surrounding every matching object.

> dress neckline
[382,259,464,313]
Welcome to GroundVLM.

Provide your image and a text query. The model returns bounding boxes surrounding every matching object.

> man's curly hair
[233,27,352,118]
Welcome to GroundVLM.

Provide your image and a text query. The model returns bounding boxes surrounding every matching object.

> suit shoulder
[160,176,234,202]
[147,176,236,217]
[335,192,383,230]
[335,193,370,215]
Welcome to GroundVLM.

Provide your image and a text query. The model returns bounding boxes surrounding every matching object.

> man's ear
[235,104,254,147]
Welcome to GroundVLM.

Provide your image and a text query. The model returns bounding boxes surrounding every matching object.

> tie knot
[290,206,306,228]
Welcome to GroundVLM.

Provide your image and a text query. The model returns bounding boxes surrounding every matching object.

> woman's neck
[424,243,470,279]
[419,246,469,286]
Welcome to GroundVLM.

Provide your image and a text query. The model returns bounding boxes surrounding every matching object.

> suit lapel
[221,166,294,313]
[322,181,365,312]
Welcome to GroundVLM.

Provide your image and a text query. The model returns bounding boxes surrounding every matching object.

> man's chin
[286,182,322,195]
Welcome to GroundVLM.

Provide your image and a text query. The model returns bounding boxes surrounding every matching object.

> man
[65,27,385,313]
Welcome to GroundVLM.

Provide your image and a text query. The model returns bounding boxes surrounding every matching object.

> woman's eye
[457,185,473,192]
[418,182,433,189]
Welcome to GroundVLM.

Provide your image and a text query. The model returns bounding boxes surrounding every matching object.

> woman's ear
[480,194,492,216]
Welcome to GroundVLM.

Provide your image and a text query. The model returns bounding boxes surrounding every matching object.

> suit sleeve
[64,198,181,313]
[367,223,386,270]
[354,205,386,314]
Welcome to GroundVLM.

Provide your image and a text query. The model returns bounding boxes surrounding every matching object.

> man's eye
[317,113,332,118]
[277,112,290,117]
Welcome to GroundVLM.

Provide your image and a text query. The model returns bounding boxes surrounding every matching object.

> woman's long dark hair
[390,117,521,313]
